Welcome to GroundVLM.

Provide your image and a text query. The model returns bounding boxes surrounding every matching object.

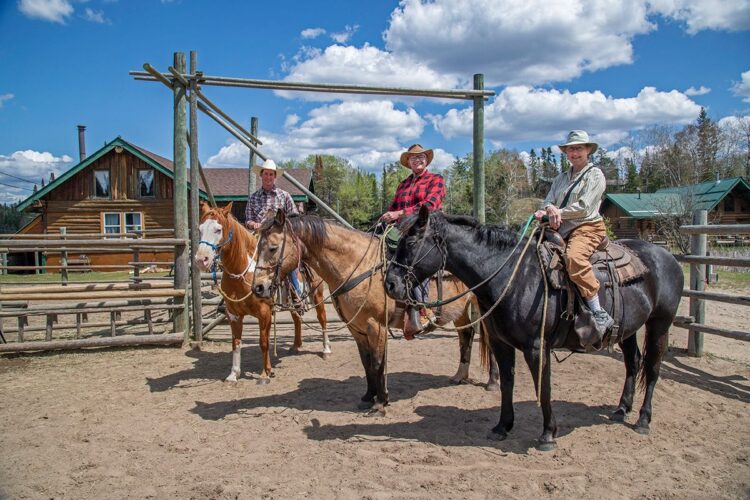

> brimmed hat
[558,130,598,155]
[252,158,281,175]
[399,144,434,167]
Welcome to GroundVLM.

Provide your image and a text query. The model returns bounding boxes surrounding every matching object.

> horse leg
[450,308,475,385]
[634,316,670,434]
[314,299,331,358]
[523,344,557,451]
[257,309,273,384]
[487,341,516,440]
[353,333,376,408]
[612,334,641,422]
[225,316,243,382]
[290,313,303,354]
[370,327,389,414]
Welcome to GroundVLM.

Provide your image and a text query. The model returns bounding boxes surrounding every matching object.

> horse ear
[199,200,210,217]
[221,201,234,215]
[418,204,430,226]
[274,208,286,225]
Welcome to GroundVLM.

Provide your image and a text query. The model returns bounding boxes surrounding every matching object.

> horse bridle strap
[331,263,384,299]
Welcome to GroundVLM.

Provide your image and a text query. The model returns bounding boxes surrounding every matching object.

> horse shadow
[660,351,750,403]
[145,334,351,393]
[190,370,619,453]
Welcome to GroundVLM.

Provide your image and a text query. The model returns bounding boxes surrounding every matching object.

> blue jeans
[413,278,429,303]
[289,268,303,296]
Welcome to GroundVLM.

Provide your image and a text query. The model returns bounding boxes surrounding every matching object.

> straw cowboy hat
[252,158,282,175]
[558,130,598,155]
[399,144,434,167]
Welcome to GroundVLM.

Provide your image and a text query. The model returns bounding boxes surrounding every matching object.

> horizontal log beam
[0,289,185,302]
[680,289,750,306]
[0,333,184,353]
[0,238,187,249]
[673,255,750,267]
[1,282,173,294]
[672,318,750,342]
[679,224,750,235]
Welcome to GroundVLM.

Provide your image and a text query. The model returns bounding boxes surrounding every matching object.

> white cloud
[685,85,711,96]
[0,150,73,203]
[384,0,654,86]
[430,86,702,148]
[330,24,359,44]
[0,93,14,108]
[207,100,428,173]
[648,0,750,34]
[279,44,460,101]
[731,70,750,103]
[82,8,110,24]
[301,27,326,39]
[18,0,73,24]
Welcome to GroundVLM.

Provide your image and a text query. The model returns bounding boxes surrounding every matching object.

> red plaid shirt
[388,171,445,218]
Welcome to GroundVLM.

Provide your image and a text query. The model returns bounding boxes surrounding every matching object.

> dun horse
[385,207,683,449]
[195,202,329,383]
[252,211,497,414]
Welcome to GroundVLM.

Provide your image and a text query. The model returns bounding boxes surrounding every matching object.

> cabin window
[138,170,154,198]
[103,212,121,237]
[724,196,735,212]
[94,170,111,198]
[125,212,142,234]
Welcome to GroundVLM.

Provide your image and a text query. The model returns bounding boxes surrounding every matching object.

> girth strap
[331,263,384,299]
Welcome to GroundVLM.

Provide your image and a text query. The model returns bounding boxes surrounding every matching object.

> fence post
[248,116,258,196]
[688,209,707,357]
[60,227,68,285]
[472,73,485,224]
[172,51,190,342]
[189,50,203,344]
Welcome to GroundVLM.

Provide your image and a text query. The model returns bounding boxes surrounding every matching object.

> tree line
[282,108,749,230]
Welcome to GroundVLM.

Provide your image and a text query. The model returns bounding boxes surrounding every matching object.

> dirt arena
[1,295,749,499]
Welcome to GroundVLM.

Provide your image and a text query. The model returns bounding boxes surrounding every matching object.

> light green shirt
[541,163,606,238]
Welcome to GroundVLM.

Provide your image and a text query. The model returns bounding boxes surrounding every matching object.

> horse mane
[400,211,520,251]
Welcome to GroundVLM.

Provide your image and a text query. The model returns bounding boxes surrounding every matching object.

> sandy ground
[1,294,749,499]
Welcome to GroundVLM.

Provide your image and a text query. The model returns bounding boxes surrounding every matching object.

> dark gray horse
[384,206,683,450]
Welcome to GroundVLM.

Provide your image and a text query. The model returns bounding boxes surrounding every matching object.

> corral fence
[672,209,750,356]
[0,229,188,353]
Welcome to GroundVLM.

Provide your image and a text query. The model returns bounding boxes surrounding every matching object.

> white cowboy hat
[558,130,598,155]
[252,158,282,175]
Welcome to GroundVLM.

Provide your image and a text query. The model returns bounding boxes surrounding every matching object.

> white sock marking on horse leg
[322,329,332,354]
[225,345,241,382]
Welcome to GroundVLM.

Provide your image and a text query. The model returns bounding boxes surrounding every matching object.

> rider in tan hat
[534,130,613,349]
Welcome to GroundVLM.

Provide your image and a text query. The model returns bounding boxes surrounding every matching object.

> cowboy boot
[403,306,425,340]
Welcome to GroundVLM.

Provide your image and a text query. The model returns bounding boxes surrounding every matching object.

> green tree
[0,203,22,233]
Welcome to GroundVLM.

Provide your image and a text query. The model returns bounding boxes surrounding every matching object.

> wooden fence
[672,210,750,356]
[0,230,189,352]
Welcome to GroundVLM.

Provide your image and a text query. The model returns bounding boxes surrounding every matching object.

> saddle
[538,228,649,350]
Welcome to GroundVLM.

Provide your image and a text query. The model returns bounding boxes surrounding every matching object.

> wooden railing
[672,210,750,356]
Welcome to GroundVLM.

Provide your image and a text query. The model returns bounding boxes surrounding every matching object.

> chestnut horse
[252,211,497,414]
[195,202,329,383]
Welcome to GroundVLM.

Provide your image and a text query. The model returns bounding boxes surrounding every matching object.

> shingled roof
[16,137,313,211]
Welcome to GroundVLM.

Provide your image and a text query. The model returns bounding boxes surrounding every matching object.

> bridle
[198,227,234,281]
[253,219,292,299]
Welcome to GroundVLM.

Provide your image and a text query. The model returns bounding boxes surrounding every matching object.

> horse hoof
[224,374,238,383]
[487,426,508,441]
[288,347,301,355]
[610,409,627,423]
[357,400,374,410]
[537,440,557,452]
[321,352,330,360]
[485,382,500,392]
[635,424,650,435]
[256,377,270,386]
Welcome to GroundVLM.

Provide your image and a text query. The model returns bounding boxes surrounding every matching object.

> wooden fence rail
[674,210,750,356]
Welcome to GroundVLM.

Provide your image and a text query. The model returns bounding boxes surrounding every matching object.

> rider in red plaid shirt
[381,144,446,339]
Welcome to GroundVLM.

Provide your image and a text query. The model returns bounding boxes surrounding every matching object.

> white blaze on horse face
[195,219,223,271]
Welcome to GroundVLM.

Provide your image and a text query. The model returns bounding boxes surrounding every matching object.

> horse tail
[637,336,649,392]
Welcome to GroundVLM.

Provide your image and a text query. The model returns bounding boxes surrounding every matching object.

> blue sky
[1,0,749,204]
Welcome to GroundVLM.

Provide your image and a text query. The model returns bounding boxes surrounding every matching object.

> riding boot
[403,306,425,340]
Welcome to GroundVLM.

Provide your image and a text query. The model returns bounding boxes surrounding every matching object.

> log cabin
[601,176,750,241]
[13,137,315,271]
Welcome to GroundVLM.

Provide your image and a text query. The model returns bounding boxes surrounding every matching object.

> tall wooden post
[688,210,708,357]
[248,117,258,197]
[60,227,68,285]
[472,73,486,224]
[189,51,203,344]
[172,52,189,341]
[688,209,707,356]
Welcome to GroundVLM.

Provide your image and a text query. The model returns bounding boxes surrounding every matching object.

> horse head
[253,209,299,299]
[195,201,234,272]
[384,205,445,303]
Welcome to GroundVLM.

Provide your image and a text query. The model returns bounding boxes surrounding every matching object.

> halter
[253,220,291,299]
[198,229,235,282]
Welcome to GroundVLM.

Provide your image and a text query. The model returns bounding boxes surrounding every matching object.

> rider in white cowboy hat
[533,130,614,349]
[245,158,304,305]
